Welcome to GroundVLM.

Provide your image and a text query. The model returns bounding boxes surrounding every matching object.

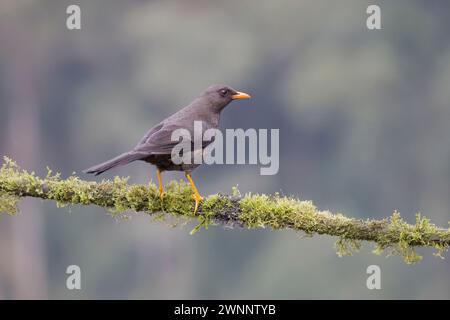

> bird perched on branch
[84,85,251,214]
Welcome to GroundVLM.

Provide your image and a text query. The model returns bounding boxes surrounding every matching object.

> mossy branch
[1,157,450,264]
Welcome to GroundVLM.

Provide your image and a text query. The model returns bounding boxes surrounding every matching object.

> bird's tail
[83,152,143,176]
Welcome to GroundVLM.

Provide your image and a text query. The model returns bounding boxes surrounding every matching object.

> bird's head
[201,84,251,112]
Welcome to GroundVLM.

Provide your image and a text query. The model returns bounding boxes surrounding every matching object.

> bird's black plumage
[83,85,250,175]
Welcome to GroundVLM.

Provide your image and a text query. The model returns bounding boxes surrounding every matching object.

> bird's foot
[192,193,204,215]
[158,188,166,211]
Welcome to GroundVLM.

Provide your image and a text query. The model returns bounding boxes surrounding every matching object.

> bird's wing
[136,123,164,146]
[134,125,183,154]
[134,121,213,155]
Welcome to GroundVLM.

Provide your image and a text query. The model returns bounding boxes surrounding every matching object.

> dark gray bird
[84,85,251,213]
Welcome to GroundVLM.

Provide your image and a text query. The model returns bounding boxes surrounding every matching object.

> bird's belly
[142,154,200,172]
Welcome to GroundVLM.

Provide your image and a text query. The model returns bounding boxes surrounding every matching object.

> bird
[83,85,251,214]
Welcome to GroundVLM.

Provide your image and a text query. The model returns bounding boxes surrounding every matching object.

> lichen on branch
[1,156,449,264]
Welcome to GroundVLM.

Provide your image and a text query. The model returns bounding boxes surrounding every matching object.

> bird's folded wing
[136,123,163,146]
[134,122,213,155]
[133,127,179,154]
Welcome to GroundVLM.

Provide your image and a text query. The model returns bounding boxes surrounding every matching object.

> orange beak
[231,91,251,100]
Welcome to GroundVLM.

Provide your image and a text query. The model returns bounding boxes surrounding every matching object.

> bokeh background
[1,0,450,299]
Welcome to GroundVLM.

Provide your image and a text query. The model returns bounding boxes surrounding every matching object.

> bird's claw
[193,194,204,215]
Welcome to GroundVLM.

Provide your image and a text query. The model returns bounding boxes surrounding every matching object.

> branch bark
[1,157,449,263]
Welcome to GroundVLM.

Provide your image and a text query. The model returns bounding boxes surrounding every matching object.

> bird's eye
[219,89,228,96]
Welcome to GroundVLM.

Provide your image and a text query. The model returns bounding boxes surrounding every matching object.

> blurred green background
[1,0,450,299]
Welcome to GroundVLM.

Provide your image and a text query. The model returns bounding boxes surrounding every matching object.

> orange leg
[156,168,165,200]
[185,172,204,214]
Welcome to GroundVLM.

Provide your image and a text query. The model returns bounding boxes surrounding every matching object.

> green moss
[0,157,44,197]
[2,156,450,264]
[190,194,233,235]
[335,238,362,257]
[232,186,241,197]
[239,193,322,233]
[163,180,197,217]
[0,194,20,215]
[371,211,450,264]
